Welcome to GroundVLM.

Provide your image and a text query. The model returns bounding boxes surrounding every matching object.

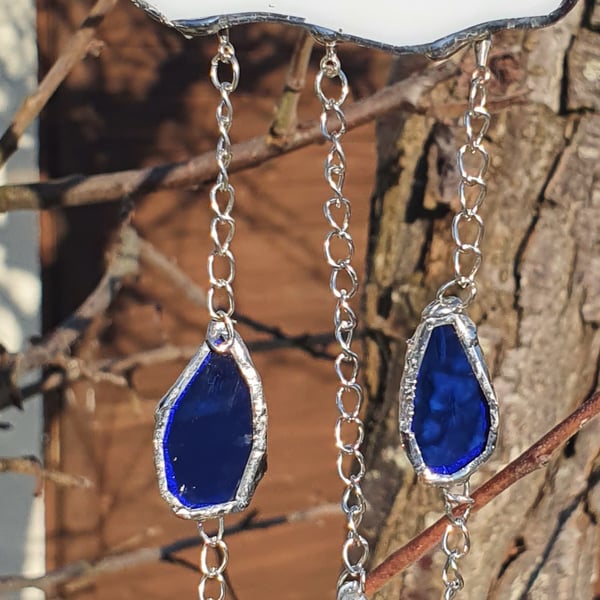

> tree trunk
[362,3,600,598]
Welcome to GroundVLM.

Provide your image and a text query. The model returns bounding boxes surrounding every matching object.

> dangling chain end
[441,481,474,599]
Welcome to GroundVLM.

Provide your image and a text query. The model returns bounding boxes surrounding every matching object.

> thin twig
[1,392,599,592]
[365,389,600,595]
[430,90,529,121]
[0,222,140,410]
[269,29,314,143]
[139,237,207,307]
[0,61,456,212]
[0,0,117,168]
[0,455,93,496]
[140,236,336,359]
[0,503,339,593]
[19,224,140,374]
[240,316,336,360]
[14,330,337,406]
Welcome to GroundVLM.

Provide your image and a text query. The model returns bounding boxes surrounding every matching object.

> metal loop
[210,218,236,251]
[435,278,478,308]
[207,286,235,321]
[326,149,346,174]
[464,107,491,148]
[200,539,229,576]
[324,197,352,231]
[207,251,235,285]
[442,554,465,593]
[443,484,474,524]
[315,66,349,107]
[320,43,341,76]
[342,532,370,574]
[458,144,489,182]
[325,144,347,193]
[321,104,348,139]
[452,212,484,249]
[336,383,363,418]
[210,184,235,219]
[335,329,355,352]
[198,575,226,600]
[216,96,234,132]
[335,301,357,334]
[459,179,487,215]
[210,34,240,93]
[444,487,474,509]
[469,80,488,111]
[337,452,366,485]
[341,485,367,525]
[325,230,355,268]
[335,416,366,453]
[330,265,359,300]
[335,351,360,386]
[453,244,482,282]
[442,520,471,559]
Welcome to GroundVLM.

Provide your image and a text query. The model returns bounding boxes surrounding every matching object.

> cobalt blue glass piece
[412,324,490,476]
[162,350,253,509]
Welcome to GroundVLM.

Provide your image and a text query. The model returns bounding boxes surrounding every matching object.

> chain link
[316,42,369,599]
[441,483,474,600]
[436,37,492,309]
[197,518,229,600]
[207,30,240,324]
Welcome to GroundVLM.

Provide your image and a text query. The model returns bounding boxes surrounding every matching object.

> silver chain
[198,30,237,600]
[441,483,474,600]
[436,37,492,309]
[316,42,369,599]
[198,519,229,600]
[207,30,240,324]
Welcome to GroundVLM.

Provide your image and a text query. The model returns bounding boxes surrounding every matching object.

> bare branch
[0,503,339,594]
[21,224,139,374]
[5,230,335,409]
[140,236,336,359]
[17,329,336,404]
[0,60,456,212]
[0,0,117,168]
[0,222,140,410]
[139,237,207,307]
[269,29,314,143]
[365,389,600,595]
[430,91,529,121]
[0,455,93,496]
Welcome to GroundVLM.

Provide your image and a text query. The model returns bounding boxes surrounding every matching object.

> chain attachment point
[436,38,493,309]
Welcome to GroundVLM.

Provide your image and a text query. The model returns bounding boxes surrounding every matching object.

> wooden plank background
[38,1,391,597]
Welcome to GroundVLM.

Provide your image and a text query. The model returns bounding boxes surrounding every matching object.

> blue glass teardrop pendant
[154,320,267,519]
[399,297,498,485]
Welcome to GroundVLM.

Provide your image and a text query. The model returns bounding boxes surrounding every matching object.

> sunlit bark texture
[362,4,600,598]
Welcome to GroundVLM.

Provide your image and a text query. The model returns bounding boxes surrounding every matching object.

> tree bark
[363,3,600,598]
